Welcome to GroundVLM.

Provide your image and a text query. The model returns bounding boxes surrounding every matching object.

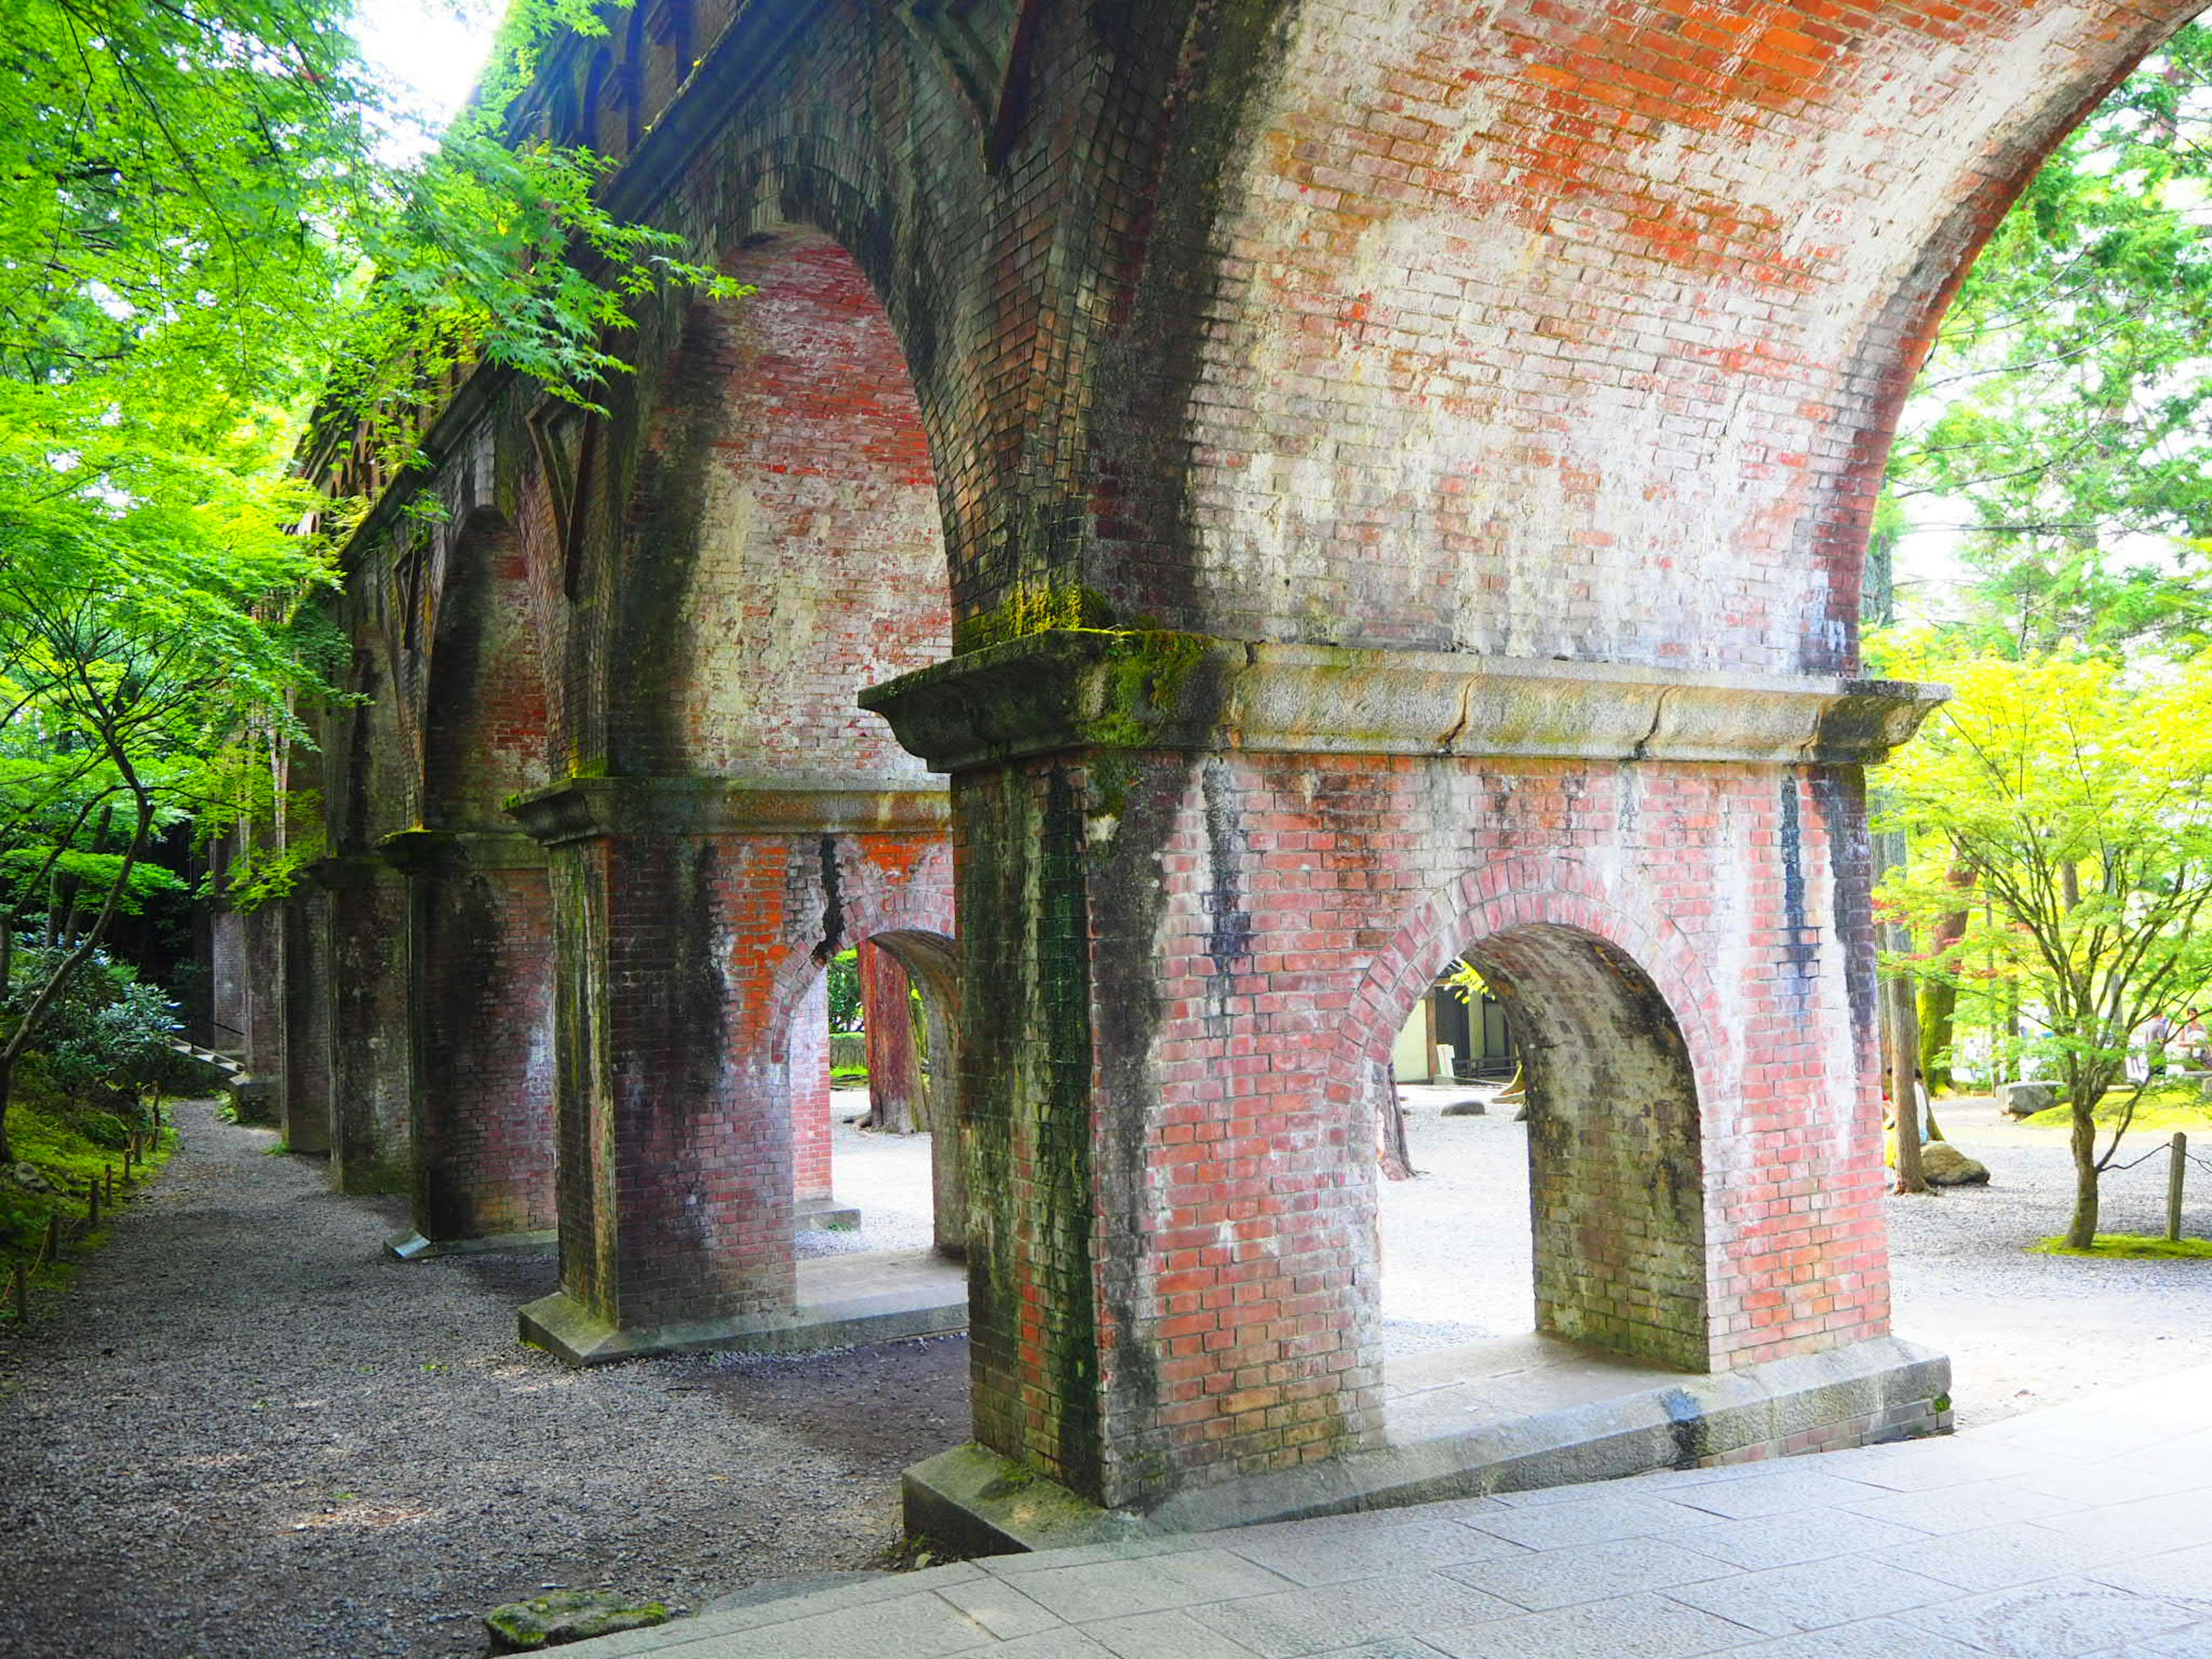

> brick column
[865,630,1947,1517]
[239,897,287,1125]
[319,855,413,1196]
[507,778,954,1365]
[280,888,332,1156]
[380,830,557,1257]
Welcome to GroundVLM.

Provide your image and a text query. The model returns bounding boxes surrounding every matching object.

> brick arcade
[208,0,2200,1535]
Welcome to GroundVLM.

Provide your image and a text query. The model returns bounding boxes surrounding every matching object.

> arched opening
[519,220,961,1359]
[788,927,963,1263]
[401,512,558,1251]
[668,225,953,1276]
[1373,921,1707,1442]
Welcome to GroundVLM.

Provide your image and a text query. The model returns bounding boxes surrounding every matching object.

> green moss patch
[0,1059,179,1305]
[2031,1233,2212,1259]
[2024,1086,2212,1132]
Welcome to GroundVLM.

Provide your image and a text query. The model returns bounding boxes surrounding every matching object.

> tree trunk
[1887,972,1929,1194]
[1874,819,1927,1194]
[858,941,921,1133]
[2066,1075,2100,1249]
[1376,1065,1414,1181]
[1916,863,1978,1093]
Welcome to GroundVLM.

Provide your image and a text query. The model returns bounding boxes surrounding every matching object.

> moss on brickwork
[953,586,1120,655]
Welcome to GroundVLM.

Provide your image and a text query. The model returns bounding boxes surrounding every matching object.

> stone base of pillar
[902,1336,1952,1558]
[517,1248,968,1368]
[795,1193,863,1232]
[385,1228,559,1262]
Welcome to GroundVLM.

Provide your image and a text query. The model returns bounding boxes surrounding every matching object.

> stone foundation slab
[903,1335,1950,1557]
[519,1248,967,1367]
[386,1228,559,1262]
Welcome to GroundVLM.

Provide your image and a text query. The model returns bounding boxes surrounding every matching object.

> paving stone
[933,1576,1066,1640]
[2043,1492,2212,1555]
[1676,1509,1931,1571]
[1085,1608,1267,1659]
[1698,1617,1997,1657]
[2084,1542,2212,1608]
[2077,1624,2212,1657]
[668,1593,993,1658]
[1010,1550,1297,1624]
[1661,1556,1956,1636]
[1459,1492,1726,1551]
[1220,1518,1524,1587]
[1871,1520,2137,1593]
[985,1631,1121,1659]
[1660,1469,1893,1520]
[1441,1536,1737,1611]
[1893,1577,2206,1659]
[1183,1571,1522,1657]
[1842,1479,2082,1536]
[1421,1590,1759,1658]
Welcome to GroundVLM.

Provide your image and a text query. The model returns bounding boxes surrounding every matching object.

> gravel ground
[2,1085,2204,1657]
[0,1099,967,1659]
[1885,1092,2212,1430]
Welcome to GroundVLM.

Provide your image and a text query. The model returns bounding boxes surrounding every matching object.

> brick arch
[1340,865,1732,1371]
[1340,861,1736,1119]
[1110,0,2202,675]
[418,507,553,825]
[598,224,953,783]
[762,841,958,1052]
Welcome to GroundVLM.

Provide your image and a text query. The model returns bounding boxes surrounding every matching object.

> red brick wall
[551,828,953,1332]
[410,857,558,1241]
[956,747,1887,1505]
[791,972,832,1203]
[1094,1,2194,670]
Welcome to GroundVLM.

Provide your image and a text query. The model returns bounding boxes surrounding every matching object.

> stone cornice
[505,777,953,847]
[858,631,1947,774]
[376,828,549,874]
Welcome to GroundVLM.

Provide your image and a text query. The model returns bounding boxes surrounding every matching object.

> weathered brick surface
[281,889,333,1156]
[281,0,2199,1506]
[955,744,1886,1507]
[544,824,953,1332]
[405,847,558,1243]
[323,859,413,1196]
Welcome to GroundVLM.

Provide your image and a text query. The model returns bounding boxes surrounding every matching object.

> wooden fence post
[2169,1131,2189,1245]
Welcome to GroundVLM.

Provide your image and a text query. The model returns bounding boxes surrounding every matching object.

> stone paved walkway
[562,1365,2212,1658]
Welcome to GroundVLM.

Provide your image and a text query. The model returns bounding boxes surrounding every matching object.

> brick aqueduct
[207,0,2194,1529]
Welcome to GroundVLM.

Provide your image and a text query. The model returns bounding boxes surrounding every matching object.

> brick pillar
[320,855,412,1195]
[863,630,1946,1514]
[509,777,952,1363]
[791,974,832,1204]
[859,940,921,1131]
[381,830,556,1253]
[279,888,332,1155]
[239,897,287,1126]
[209,903,246,1057]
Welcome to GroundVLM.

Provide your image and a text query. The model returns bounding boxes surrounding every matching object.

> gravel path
[1886,1093,2212,1430]
[0,1099,967,1659]
[2,1087,2204,1656]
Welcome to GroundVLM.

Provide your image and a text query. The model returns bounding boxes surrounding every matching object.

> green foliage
[6,945,180,1107]
[1885,24,2212,654]
[1874,645,2212,1244]
[826,948,862,1033]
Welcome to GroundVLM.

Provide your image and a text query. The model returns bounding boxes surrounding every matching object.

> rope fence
[2096,1130,2204,1244]
[6,1104,168,1327]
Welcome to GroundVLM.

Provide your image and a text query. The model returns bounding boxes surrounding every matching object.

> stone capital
[503,776,952,847]
[858,630,1946,772]
[376,828,549,874]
